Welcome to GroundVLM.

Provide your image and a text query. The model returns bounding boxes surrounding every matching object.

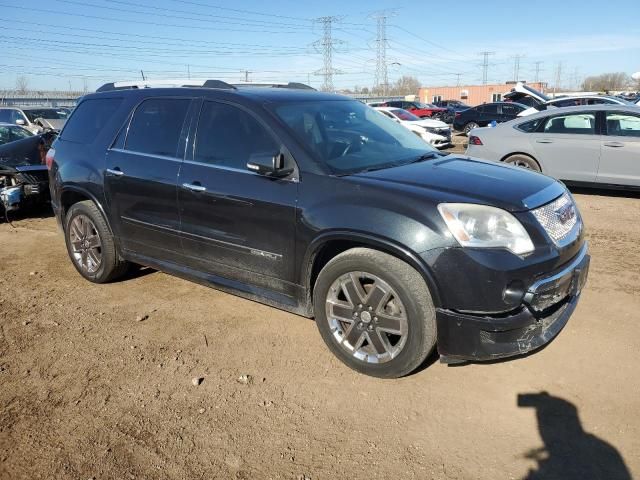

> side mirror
[247,152,293,178]
[15,119,26,126]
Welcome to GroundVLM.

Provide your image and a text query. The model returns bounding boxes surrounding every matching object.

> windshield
[23,109,70,121]
[273,100,437,175]
[390,108,421,121]
[0,125,34,145]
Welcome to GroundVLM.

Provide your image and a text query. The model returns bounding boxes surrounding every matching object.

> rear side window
[194,101,279,169]
[125,98,190,158]
[501,104,522,116]
[61,98,123,143]
[515,118,543,133]
[606,112,640,137]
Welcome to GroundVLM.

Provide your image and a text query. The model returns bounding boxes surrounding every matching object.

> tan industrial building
[419,82,547,106]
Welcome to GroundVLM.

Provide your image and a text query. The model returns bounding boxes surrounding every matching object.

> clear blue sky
[0,0,638,91]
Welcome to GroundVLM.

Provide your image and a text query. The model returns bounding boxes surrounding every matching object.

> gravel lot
[0,189,638,480]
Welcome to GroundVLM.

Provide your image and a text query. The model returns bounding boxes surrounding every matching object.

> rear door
[177,100,298,292]
[529,111,601,182]
[598,110,640,186]
[105,97,193,261]
[479,104,499,125]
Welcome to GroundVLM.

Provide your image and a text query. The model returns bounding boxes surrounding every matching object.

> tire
[313,248,436,378]
[463,122,479,135]
[64,200,129,283]
[503,153,541,172]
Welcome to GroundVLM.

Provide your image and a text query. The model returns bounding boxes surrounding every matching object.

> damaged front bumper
[436,243,590,362]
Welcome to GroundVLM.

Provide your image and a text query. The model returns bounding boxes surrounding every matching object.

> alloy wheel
[69,214,103,274]
[325,271,408,364]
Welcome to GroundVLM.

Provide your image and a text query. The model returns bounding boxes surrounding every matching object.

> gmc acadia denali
[48,80,589,378]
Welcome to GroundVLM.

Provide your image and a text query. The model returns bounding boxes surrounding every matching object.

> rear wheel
[64,201,129,283]
[504,153,541,172]
[313,248,436,378]
[464,122,479,135]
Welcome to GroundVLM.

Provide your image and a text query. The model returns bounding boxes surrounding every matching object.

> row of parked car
[367,83,640,189]
[0,106,68,215]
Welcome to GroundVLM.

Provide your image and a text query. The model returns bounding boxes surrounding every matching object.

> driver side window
[194,101,280,169]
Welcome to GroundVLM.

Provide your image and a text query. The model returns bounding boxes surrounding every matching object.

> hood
[412,118,449,128]
[503,82,549,105]
[0,132,55,168]
[36,118,66,131]
[351,155,564,212]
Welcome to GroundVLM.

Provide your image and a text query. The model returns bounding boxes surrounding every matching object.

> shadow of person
[518,392,631,480]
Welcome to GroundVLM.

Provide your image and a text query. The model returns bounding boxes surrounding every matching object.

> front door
[529,111,601,182]
[177,100,298,294]
[598,110,640,186]
[105,97,192,261]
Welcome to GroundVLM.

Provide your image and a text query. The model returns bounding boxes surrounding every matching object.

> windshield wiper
[403,152,440,165]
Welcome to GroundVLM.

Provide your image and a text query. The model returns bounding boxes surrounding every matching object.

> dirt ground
[1,189,639,480]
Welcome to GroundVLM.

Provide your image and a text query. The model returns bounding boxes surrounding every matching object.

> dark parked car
[0,128,55,215]
[433,100,471,123]
[453,102,528,135]
[49,80,589,378]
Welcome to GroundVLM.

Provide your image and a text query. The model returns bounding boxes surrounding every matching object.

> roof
[516,104,640,121]
[86,85,352,104]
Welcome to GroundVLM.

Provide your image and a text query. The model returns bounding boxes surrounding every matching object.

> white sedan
[374,106,452,148]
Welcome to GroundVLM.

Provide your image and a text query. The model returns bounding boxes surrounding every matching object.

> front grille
[531,192,579,246]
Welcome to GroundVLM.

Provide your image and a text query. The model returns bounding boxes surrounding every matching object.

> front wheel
[313,248,436,378]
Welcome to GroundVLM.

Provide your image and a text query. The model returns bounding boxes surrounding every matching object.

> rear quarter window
[60,97,123,144]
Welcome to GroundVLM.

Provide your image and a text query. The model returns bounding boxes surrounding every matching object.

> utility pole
[455,73,461,87]
[479,51,494,85]
[512,54,525,82]
[313,16,343,92]
[187,65,191,80]
[242,70,250,82]
[534,61,544,83]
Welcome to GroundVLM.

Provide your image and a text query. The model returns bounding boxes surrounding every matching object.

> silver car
[466,105,640,188]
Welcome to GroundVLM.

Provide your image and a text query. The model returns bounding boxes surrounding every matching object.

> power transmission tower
[553,61,563,97]
[533,61,544,83]
[512,54,525,82]
[370,11,396,96]
[455,73,461,86]
[313,16,343,92]
[479,51,494,85]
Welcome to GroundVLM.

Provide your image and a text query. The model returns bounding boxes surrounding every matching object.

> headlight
[438,203,534,255]
[423,126,437,134]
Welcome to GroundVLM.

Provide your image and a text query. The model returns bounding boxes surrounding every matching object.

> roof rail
[96,79,236,92]
[231,82,316,91]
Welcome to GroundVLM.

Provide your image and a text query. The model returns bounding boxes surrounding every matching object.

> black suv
[453,102,528,135]
[48,80,589,378]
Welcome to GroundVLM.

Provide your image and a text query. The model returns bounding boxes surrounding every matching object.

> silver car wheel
[69,214,103,274]
[325,271,409,364]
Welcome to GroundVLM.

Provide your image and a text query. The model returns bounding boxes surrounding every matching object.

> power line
[313,16,343,92]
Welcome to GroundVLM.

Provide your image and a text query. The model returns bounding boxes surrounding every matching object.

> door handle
[106,168,124,176]
[604,142,625,148]
[182,182,206,193]
[536,139,553,144]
